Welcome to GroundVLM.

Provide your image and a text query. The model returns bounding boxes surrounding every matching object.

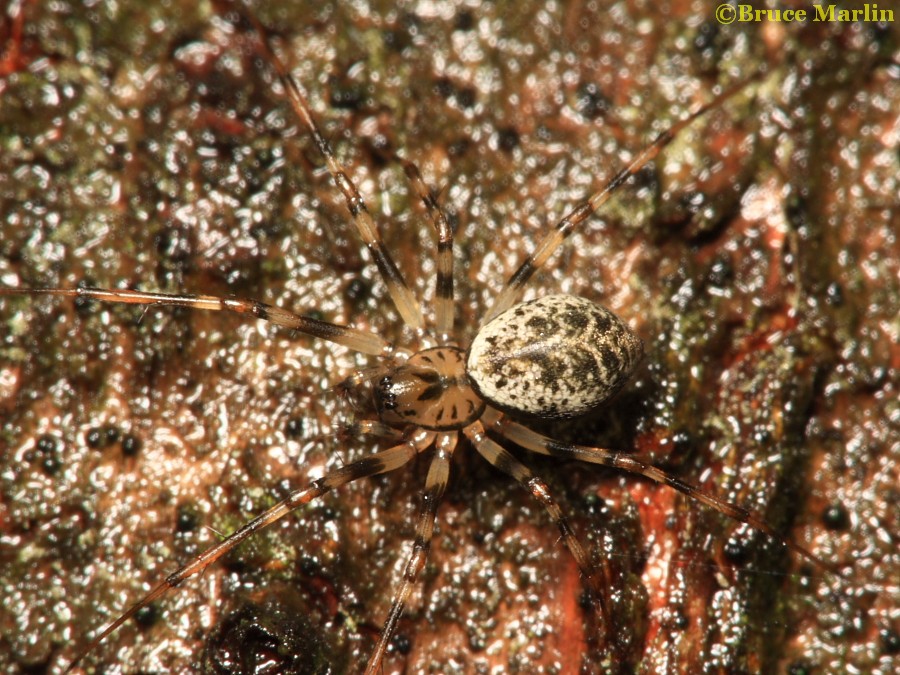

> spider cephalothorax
[374,346,485,430]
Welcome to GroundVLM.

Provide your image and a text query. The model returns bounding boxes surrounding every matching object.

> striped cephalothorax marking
[375,347,486,430]
[0,7,836,675]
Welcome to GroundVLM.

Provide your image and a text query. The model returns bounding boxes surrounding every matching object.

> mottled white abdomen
[466,294,643,418]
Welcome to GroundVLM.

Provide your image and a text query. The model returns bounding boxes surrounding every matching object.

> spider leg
[399,157,455,341]
[335,363,410,397]
[231,7,425,332]
[64,430,435,674]
[345,419,408,443]
[494,416,839,573]
[0,286,393,356]
[365,431,457,675]
[485,73,764,322]
[462,419,614,625]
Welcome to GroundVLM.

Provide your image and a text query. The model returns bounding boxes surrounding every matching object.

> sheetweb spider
[2,2,862,674]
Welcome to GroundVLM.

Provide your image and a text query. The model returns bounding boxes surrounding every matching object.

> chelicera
[0,6,837,674]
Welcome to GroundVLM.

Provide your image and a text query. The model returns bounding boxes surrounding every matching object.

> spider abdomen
[466,294,643,418]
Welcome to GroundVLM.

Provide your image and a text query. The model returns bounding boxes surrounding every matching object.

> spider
[2,2,872,674]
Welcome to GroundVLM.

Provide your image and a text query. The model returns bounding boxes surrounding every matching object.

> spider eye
[466,294,643,419]
[377,376,399,410]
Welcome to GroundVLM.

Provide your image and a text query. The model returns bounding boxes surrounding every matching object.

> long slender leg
[365,431,457,675]
[461,420,613,618]
[485,73,764,322]
[64,430,435,673]
[344,419,407,443]
[399,158,455,341]
[493,416,839,572]
[230,7,425,331]
[0,287,394,356]
[336,363,407,395]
